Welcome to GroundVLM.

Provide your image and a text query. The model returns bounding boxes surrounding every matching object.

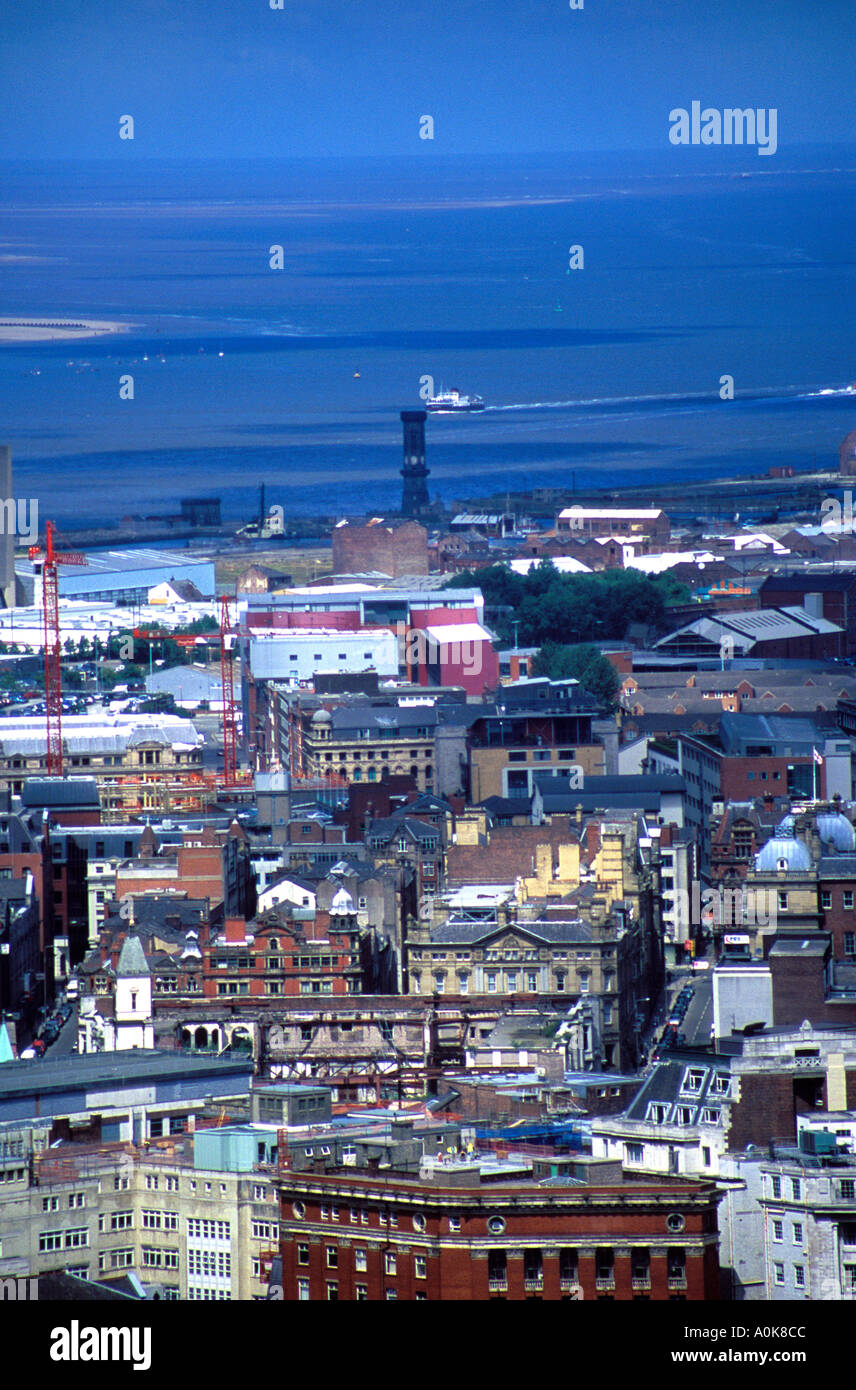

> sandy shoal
[0,318,133,343]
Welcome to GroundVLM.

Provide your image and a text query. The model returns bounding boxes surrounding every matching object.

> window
[448,1217,461,1233]
[354,1249,367,1273]
[626,1143,643,1165]
[355,1284,368,1301]
[142,1211,162,1230]
[111,1211,133,1231]
[846,892,855,910]
[772,1219,784,1242]
[42,1196,59,1212]
[771,1176,782,1199]
[791,1178,801,1201]
[847,933,856,957]
[793,1222,803,1244]
[794,1265,805,1289]
[298,1280,310,1301]
[297,1243,309,1266]
[384,1252,397,1276]
[326,1247,338,1269]
[778,891,788,911]
[414,1255,427,1279]
[821,891,832,909]
[146,1174,158,1191]
[39,1232,64,1253]
[555,972,565,992]
[773,1262,785,1286]
[68,1193,85,1209]
[385,1289,398,1300]
[842,1180,856,1200]
[327,1282,339,1301]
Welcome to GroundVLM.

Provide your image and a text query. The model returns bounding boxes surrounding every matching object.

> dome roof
[311,708,332,723]
[754,837,812,873]
[330,885,355,915]
[816,812,856,853]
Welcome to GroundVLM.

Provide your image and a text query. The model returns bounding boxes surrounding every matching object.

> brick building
[275,1165,720,1301]
[203,892,363,1000]
[89,822,256,948]
[467,678,606,802]
[331,519,429,578]
[555,507,671,543]
[760,572,856,656]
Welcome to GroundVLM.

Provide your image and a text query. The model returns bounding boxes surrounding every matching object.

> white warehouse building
[246,628,398,685]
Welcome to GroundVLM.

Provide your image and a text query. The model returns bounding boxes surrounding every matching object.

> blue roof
[754,837,812,872]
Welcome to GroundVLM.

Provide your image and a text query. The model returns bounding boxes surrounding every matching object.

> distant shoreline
[0,317,133,343]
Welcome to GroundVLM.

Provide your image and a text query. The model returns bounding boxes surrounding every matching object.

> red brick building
[276,1168,721,1301]
[203,894,362,999]
[331,520,429,578]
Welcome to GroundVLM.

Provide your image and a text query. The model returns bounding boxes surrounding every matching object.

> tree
[533,642,619,706]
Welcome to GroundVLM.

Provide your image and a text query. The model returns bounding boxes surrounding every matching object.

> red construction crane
[219,595,239,788]
[28,521,87,776]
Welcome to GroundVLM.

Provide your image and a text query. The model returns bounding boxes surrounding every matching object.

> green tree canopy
[449,561,689,647]
[532,642,620,706]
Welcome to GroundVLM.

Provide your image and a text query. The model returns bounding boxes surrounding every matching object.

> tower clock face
[410,454,419,464]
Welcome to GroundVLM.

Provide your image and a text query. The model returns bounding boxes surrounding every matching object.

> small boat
[425,387,485,413]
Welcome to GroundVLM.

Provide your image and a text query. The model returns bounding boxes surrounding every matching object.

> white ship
[425,387,485,413]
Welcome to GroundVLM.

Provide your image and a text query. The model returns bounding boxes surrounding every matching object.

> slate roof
[367,816,440,847]
[623,1054,732,1125]
[21,777,100,808]
[36,1272,145,1301]
[431,918,592,946]
[479,796,533,819]
[760,572,856,593]
[116,934,151,978]
[0,1050,253,1100]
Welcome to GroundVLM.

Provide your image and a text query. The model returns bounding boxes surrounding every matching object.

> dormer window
[777,859,788,872]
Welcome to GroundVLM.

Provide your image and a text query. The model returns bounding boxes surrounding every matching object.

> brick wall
[446,818,578,886]
[332,522,429,578]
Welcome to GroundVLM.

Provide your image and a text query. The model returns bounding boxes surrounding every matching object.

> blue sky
[1,0,854,159]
